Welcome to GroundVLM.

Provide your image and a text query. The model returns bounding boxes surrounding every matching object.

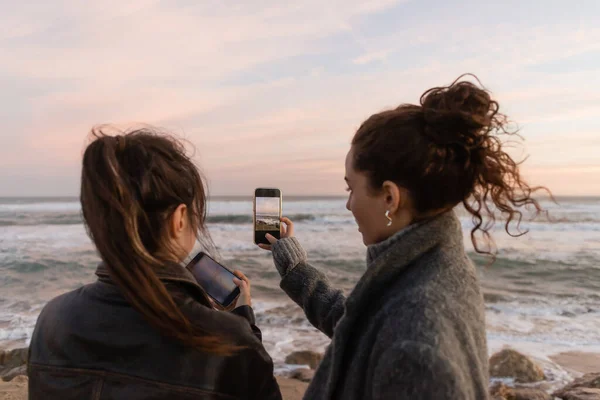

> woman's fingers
[265,233,278,244]
[234,270,250,286]
[257,219,293,250]
[258,243,272,251]
[233,270,248,285]
[233,277,247,291]
[280,217,294,237]
[233,270,251,308]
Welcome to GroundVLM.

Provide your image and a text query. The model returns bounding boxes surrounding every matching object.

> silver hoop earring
[385,210,392,227]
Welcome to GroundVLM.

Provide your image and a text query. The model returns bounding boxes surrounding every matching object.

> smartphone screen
[254,188,282,245]
[186,253,240,307]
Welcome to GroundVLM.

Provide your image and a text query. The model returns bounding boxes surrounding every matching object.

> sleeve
[371,341,467,400]
[272,237,346,338]
[231,305,262,342]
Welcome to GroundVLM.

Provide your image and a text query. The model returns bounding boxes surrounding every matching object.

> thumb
[265,233,277,244]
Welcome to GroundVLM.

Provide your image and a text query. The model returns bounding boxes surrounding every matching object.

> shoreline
[0,376,308,400]
[2,351,599,399]
[0,376,27,400]
[3,348,600,399]
[550,351,600,375]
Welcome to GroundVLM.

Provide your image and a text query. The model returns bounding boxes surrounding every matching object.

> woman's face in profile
[344,148,389,246]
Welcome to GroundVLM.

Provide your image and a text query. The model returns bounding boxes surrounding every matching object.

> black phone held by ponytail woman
[27,128,282,400]
[185,252,240,309]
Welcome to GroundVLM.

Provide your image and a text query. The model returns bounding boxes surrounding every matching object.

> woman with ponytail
[28,128,282,400]
[260,75,551,400]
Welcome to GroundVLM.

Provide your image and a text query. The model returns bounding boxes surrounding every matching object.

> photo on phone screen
[186,253,240,307]
[254,188,281,245]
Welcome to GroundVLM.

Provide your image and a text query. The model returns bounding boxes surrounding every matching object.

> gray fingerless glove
[271,237,308,277]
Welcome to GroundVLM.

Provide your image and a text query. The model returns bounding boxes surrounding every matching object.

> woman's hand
[258,217,294,251]
[232,270,252,308]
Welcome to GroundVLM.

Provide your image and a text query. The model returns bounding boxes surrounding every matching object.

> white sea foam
[0,196,599,383]
[0,201,80,212]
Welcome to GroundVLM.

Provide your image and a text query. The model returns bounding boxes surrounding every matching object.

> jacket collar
[95,261,213,307]
[96,261,202,290]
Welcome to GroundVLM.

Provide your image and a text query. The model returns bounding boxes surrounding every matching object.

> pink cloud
[1,1,599,196]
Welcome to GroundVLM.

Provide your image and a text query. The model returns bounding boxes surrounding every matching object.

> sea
[1,196,599,385]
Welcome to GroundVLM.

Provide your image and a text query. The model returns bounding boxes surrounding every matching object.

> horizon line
[0,194,598,201]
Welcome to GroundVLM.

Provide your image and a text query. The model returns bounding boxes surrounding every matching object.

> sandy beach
[275,377,309,400]
[3,351,599,399]
[0,376,307,400]
[0,376,27,400]
[550,351,600,375]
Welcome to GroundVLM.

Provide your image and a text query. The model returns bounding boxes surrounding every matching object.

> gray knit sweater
[271,211,489,400]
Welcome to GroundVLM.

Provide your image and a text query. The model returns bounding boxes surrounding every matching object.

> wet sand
[0,376,308,400]
[0,376,27,400]
[276,377,309,400]
[3,353,598,400]
[550,351,600,374]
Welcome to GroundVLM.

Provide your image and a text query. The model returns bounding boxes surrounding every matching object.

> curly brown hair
[351,74,552,257]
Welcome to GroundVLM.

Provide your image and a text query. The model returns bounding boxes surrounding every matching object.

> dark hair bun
[420,77,500,148]
[351,74,551,259]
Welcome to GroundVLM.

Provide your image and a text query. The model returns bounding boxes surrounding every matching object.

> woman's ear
[381,181,409,215]
[170,204,188,239]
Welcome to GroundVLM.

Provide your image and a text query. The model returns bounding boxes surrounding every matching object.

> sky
[256,197,281,216]
[1,0,599,196]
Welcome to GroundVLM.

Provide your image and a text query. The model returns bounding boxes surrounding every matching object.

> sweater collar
[366,222,421,266]
[346,210,462,314]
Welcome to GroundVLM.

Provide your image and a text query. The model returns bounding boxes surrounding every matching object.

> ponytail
[81,127,240,354]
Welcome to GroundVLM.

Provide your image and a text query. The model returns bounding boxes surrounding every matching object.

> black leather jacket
[28,263,282,400]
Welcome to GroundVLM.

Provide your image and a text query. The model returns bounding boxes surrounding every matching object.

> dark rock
[1,365,27,382]
[0,348,28,381]
[557,388,600,400]
[289,368,314,383]
[285,351,323,369]
[553,373,600,399]
[10,375,28,384]
[490,382,512,399]
[511,388,552,400]
[490,382,552,400]
[515,381,554,393]
[0,348,28,367]
[489,349,545,383]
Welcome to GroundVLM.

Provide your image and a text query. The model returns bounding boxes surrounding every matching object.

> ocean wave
[0,214,83,226]
[5,213,597,230]
[206,215,253,224]
[207,214,317,224]
[0,201,80,212]
[0,213,319,226]
[2,196,599,229]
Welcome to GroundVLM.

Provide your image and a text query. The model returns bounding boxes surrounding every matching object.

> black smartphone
[254,188,282,245]
[185,252,240,308]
